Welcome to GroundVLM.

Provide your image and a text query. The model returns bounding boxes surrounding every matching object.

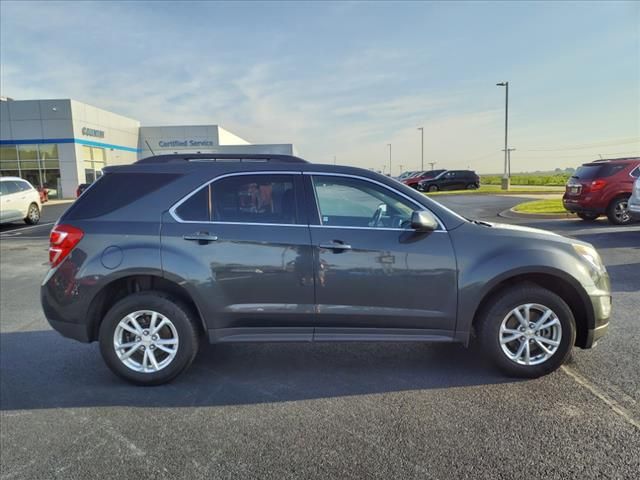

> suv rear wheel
[606,196,632,225]
[477,284,575,378]
[427,185,439,192]
[24,203,40,225]
[99,292,200,385]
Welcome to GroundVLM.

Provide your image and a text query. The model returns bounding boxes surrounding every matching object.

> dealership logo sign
[159,140,214,148]
[81,127,105,138]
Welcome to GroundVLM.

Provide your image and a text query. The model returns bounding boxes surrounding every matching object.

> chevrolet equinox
[41,154,611,385]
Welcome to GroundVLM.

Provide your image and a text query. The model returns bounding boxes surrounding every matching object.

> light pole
[333,155,336,165]
[502,147,516,177]
[387,143,392,175]
[496,81,509,190]
[428,161,437,171]
[417,127,424,171]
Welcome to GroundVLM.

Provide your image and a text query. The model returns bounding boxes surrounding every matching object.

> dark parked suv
[42,154,611,385]
[417,170,480,192]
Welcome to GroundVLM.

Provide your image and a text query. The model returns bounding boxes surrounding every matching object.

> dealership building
[0,97,295,198]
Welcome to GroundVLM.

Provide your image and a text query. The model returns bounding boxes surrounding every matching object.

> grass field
[425,184,565,196]
[512,198,567,214]
[481,173,571,186]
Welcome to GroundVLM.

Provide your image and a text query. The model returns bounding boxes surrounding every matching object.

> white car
[0,177,42,225]
[629,176,640,222]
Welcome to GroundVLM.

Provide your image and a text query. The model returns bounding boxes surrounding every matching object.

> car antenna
[145,140,156,156]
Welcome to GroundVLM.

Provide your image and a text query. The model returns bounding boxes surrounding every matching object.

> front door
[161,172,315,342]
[307,174,458,335]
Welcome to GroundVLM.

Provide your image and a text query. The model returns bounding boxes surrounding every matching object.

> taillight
[49,224,84,267]
[590,179,607,191]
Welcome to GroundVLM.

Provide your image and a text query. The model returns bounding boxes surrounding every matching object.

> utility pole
[502,147,515,177]
[496,81,509,190]
[417,127,424,171]
[428,161,437,171]
[387,143,392,175]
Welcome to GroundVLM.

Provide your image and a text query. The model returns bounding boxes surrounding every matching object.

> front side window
[312,175,415,228]
[174,174,299,225]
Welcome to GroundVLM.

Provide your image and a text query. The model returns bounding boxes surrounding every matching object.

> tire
[477,284,575,378]
[428,185,439,193]
[606,196,632,225]
[577,213,599,221]
[24,203,40,225]
[99,292,201,385]
[466,183,477,190]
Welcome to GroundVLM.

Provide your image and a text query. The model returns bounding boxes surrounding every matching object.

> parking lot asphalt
[1,196,639,479]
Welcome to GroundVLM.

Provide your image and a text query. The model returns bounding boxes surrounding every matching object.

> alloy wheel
[499,303,562,366]
[113,310,179,373]
[28,205,40,222]
[614,200,630,223]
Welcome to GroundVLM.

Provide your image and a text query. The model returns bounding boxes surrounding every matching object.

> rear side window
[173,174,300,225]
[65,172,180,220]
[630,166,640,178]
[574,163,627,180]
[16,181,32,191]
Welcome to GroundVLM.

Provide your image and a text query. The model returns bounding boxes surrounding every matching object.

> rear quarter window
[64,172,180,220]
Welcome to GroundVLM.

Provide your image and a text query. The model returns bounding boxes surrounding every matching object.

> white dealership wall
[1,98,297,198]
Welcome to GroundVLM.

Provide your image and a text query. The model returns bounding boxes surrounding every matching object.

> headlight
[572,243,606,277]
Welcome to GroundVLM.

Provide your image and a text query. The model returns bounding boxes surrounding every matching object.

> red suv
[563,157,640,225]
[403,170,445,189]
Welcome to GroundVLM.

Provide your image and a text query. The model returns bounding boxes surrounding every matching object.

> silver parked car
[0,176,42,225]
[628,176,640,221]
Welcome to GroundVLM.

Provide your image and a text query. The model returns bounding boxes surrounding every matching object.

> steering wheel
[369,203,386,227]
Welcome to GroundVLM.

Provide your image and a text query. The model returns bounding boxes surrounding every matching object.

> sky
[1,0,639,174]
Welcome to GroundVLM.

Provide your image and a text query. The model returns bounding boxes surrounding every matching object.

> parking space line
[0,222,55,237]
[561,365,640,431]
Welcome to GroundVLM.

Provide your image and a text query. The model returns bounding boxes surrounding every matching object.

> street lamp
[417,127,424,171]
[496,81,509,190]
[387,143,392,175]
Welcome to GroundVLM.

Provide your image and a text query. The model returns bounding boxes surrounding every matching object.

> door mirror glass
[411,210,438,232]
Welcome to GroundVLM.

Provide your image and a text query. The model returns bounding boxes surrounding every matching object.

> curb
[499,207,576,220]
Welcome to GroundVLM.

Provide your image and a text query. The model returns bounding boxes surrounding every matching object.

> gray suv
[41,154,611,385]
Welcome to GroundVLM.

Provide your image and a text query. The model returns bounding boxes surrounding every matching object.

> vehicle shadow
[0,330,518,411]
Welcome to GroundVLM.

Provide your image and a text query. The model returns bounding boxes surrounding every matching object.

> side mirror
[410,210,438,232]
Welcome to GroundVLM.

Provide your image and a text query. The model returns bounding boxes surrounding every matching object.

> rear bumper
[46,317,92,343]
[562,198,605,215]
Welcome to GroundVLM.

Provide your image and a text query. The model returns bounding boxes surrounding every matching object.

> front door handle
[183,232,218,243]
[319,241,352,251]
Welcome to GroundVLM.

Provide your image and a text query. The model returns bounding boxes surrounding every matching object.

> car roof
[0,176,30,182]
[583,157,640,166]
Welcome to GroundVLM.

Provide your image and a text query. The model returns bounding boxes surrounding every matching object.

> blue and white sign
[159,140,214,148]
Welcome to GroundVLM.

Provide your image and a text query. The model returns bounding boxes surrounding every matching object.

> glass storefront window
[82,145,92,160]
[0,145,18,161]
[17,145,38,161]
[42,159,60,169]
[38,144,58,160]
[91,147,106,162]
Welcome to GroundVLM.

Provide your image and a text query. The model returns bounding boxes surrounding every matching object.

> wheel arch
[86,274,206,342]
[470,270,595,348]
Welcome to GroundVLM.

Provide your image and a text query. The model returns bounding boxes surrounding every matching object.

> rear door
[306,173,458,336]
[0,181,23,222]
[160,171,316,342]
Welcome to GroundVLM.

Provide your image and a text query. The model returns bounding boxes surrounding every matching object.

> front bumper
[582,293,611,349]
[628,200,640,221]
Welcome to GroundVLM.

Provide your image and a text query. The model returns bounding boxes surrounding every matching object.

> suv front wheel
[477,284,575,378]
[99,292,200,385]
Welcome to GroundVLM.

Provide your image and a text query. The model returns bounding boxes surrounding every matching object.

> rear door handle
[183,232,218,243]
[319,241,352,251]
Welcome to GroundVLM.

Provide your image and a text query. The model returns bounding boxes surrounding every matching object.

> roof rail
[136,153,308,164]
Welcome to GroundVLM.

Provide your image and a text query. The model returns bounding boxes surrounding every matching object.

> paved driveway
[1,196,638,479]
